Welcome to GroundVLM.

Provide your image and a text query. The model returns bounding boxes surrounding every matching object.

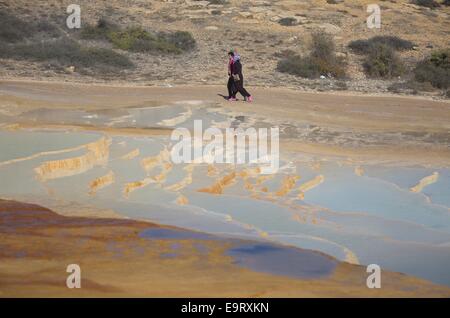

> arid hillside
[0,0,449,97]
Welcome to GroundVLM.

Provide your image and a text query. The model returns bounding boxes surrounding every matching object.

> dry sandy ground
[1,198,450,297]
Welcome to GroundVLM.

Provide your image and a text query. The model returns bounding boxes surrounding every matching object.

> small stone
[239,12,253,18]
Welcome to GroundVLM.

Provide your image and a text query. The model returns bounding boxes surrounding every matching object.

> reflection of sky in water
[227,243,337,279]
[0,130,101,162]
[420,169,450,208]
[304,163,450,231]
[139,228,337,279]
[17,103,231,130]
[1,129,450,286]
[140,228,215,240]
[364,165,450,208]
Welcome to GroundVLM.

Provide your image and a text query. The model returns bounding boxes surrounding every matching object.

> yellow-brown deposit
[141,148,171,173]
[89,171,115,195]
[298,175,325,200]
[123,177,154,198]
[34,137,111,181]
[1,199,449,297]
[410,172,439,193]
[275,175,301,197]
[121,148,140,160]
[198,172,237,195]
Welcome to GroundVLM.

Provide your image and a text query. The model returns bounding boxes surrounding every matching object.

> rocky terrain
[0,0,449,97]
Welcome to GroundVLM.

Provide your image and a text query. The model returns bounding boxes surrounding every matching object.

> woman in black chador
[227,51,253,102]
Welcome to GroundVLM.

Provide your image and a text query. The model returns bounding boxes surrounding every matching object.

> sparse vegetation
[277,33,346,79]
[414,49,450,89]
[0,38,134,73]
[81,20,196,54]
[348,36,414,55]
[411,0,441,8]
[80,18,119,40]
[207,0,228,4]
[363,44,405,78]
[0,11,33,42]
[160,31,197,52]
[109,27,178,53]
[278,17,297,26]
[0,11,60,43]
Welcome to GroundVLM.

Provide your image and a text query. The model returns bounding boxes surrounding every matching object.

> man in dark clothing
[227,51,253,102]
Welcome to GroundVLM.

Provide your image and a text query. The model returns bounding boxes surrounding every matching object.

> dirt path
[1,80,449,166]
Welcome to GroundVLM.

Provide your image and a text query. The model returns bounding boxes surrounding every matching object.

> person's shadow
[217,93,228,100]
[217,93,241,101]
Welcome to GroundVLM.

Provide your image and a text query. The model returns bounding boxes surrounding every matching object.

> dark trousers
[233,78,251,98]
[227,76,237,98]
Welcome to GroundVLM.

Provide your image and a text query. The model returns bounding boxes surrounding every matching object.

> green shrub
[80,18,119,40]
[208,0,228,4]
[81,19,196,54]
[363,43,405,78]
[277,32,346,78]
[278,17,297,26]
[0,38,133,72]
[107,27,153,51]
[414,49,450,89]
[277,55,321,78]
[108,27,180,53]
[349,36,414,54]
[0,11,31,42]
[0,11,60,43]
[310,32,335,60]
[411,0,440,8]
[162,31,196,52]
[107,27,195,54]
[429,49,450,68]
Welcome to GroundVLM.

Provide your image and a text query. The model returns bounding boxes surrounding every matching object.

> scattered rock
[312,23,342,35]
[239,12,253,19]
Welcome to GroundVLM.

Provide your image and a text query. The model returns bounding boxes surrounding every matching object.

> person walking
[228,51,253,102]
[227,51,237,101]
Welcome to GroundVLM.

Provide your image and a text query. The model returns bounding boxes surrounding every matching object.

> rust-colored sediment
[1,199,449,297]
[275,175,301,197]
